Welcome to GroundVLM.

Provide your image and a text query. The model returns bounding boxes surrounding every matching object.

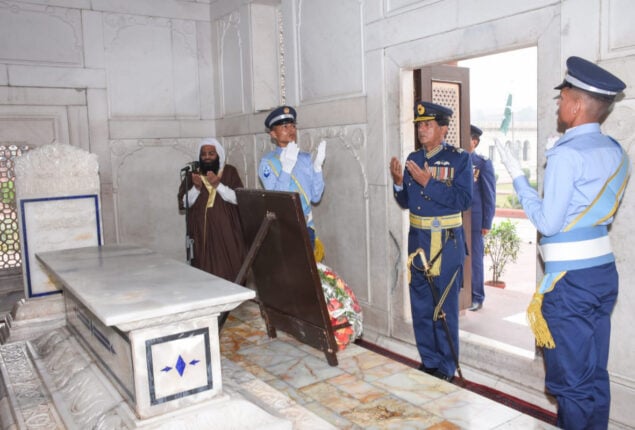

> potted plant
[484,219,521,288]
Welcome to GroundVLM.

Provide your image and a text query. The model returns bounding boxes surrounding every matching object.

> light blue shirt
[258,147,325,227]
[513,123,624,237]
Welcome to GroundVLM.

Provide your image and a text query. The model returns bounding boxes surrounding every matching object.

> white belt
[539,235,612,262]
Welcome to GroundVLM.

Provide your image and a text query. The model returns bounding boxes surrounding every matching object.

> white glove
[495,139,524,180]
[313,140,326,172]
[281,141,299,173]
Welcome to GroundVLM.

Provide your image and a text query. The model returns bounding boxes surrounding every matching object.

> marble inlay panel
[20,195,101,298]
[147,327,211,403]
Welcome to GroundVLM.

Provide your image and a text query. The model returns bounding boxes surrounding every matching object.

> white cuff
[183,186,201,207]
[216,183,237,205]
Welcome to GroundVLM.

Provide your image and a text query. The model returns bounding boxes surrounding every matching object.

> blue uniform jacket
[394,143,473,218]
[470,152,496,231]
[258,147,325,228]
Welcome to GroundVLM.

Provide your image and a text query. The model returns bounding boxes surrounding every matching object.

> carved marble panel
[297,0,364,102]
[15,144,101,298]
[219,12,245,116]
[0,1,83,66]
[0,105,70,147]
[310,126,369,303]
[103,14,200,119]
[111,139,193,262]
[602,0,635,58]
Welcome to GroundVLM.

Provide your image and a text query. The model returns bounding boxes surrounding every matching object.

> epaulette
[446,145,464,154]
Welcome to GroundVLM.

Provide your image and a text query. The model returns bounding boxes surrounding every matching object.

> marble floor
[221,300,556,430]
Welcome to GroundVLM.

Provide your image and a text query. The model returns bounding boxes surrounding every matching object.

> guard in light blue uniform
[468,125,496,311]
[259,105,325,248]
[497,56,629,430]
[389,101,472,381]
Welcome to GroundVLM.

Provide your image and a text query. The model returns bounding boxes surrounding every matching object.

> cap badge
[417,104,425,115]
[283,107,290,114]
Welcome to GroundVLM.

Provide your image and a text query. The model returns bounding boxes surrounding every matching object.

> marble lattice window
[0,144,29,270]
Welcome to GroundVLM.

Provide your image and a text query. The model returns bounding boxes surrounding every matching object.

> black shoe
[468,302,483,311]
[417,363,438,375]
[432,370,455,382]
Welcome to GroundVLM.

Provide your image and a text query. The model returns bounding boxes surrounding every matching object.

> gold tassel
[526,292,555,349]
[314,237,325,262]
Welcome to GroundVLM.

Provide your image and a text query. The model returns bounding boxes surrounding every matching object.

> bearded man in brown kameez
[178,138,246,282]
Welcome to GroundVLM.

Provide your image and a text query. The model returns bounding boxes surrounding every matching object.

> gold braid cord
[406,248,458,321]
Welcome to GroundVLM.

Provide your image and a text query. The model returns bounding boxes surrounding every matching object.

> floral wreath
[317,262,363,350]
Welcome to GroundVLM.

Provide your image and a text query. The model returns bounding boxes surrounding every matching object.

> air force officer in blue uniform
[497,57,629,429]
[389,101,472,381]
[467,125,496,311]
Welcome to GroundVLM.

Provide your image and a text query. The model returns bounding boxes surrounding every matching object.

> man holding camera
[178,137,246,282]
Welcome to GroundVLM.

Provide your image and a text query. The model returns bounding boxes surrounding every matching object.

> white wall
[2,0,635,427]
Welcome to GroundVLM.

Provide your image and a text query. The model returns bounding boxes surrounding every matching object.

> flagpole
[511,109,514,146]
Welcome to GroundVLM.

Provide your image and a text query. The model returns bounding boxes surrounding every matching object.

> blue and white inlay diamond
[161,355,201,377]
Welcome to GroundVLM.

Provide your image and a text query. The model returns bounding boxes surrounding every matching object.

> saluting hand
[406,160,432,187]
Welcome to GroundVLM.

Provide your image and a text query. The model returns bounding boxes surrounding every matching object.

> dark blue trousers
[542,262,618,430]
[408,227,465,377]
[470,228,485,304]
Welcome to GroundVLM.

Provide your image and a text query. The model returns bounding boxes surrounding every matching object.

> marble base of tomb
[0,295,66,345]
[0,245,315,429]
[0,328,294,429]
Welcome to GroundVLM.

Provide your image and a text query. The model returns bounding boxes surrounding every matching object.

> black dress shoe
[468,302,483,311]
[417,363,438,375]
[432,370,455,382]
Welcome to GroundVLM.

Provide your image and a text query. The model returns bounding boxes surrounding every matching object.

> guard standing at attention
[389,101,472,381]
[497,56,629,429]
[467,125,496,311]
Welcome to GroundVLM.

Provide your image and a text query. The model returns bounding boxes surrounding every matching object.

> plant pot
[485,280,506,289]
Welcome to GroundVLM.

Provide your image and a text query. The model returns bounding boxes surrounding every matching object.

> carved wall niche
[103,13,200,119]
[222,136,252,188]
[218,12,245,116]
[0,106,70,148]
[254,125,370,302]
[111,139,194,262]
[0,1,83,67]
[297,0,364,102]
[601,0,635,58]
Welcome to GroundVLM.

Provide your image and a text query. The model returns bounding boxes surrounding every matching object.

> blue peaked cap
[265,105,297,129]
[413,101,453,123]
[555,56,626,96]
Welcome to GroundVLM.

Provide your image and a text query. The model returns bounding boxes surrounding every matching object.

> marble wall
[2,0,635,427]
